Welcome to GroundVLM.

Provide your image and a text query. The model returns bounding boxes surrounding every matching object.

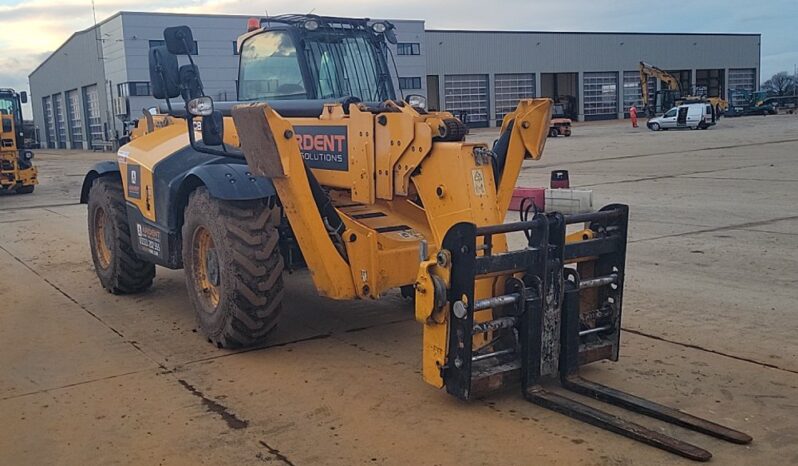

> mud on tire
[182,187,284,348]
[87,177,156,294]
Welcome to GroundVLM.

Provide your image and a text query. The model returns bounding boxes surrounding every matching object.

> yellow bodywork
[124,97,558,391]
[230,99,552,388]
[0,113,37,191]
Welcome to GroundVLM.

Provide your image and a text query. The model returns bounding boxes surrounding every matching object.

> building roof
[426,28,760,37]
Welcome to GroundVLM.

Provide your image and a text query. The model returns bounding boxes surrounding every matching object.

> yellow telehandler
[81,16,751,460]
[0,88,37,194]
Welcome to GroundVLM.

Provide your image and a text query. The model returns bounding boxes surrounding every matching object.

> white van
[647,103,716,131]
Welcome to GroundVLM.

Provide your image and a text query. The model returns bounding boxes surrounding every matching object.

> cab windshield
[0,95,20,125]
[238,29,394,102]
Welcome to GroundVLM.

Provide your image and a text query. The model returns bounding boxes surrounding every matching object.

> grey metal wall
[426,31,759,73]
[426,30,760,122]
[120,12,246,122]
[388,21,427,99]
[29,18,116,149]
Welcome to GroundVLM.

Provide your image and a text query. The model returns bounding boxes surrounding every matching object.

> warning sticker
[136,223,162,258]
[471,168,487,196]
[127,164,141,199]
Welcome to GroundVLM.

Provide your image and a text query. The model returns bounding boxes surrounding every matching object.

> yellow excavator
[80,16,751,461]
[639,62,727,118]
[0,88,37,194]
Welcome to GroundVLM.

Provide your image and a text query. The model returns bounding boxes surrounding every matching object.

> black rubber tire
[649,122,661,131]
[182,187,284,348]
[87,177,156,294]
[15,185,34,194]
[548,128,559,137]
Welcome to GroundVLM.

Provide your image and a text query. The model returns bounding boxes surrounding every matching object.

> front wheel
[649,122,661,131]
[87,177,155,293]
[548,128,559,137]
[182,188,284,348]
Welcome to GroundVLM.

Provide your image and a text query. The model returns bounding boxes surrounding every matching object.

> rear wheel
[87,177,155,293]
[182,187,284,348]
[548,128,559,137]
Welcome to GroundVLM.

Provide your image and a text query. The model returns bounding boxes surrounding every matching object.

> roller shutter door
[494,73,535,124]
[444,74,489,128]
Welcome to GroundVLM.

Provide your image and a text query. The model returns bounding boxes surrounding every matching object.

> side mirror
[385,29,398,45]
[187,96,214,117]
[149,46,180,99]
[179,64,203,100]
[19,91,27,104]
[406,94,427,110]
[164,26,196,55]
[201,111,224,146]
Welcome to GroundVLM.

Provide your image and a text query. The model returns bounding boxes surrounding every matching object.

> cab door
[660,108,678,128]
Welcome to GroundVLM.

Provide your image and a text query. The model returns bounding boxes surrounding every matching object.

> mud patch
[177,379,248,429]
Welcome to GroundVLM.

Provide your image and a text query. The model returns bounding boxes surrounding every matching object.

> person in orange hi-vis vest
[629,104,639,128]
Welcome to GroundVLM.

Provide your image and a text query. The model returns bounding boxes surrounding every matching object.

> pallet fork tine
[560,376,753,445]
[524,386,713,462]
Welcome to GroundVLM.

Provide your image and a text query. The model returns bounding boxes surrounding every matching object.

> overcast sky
[2,0,796,108]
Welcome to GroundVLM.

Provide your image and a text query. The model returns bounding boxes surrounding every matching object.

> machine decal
[471,168,487,196]
[127,164,142,199]
[135,223,162,258]
[117,150,129,165]
[294,125,349,171]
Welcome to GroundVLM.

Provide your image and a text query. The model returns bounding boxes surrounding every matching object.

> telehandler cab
[81,15,751,460]
[0,88,36,194]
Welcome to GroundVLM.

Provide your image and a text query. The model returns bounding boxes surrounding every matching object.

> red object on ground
[550,170,570,189]
[509,187,546,212]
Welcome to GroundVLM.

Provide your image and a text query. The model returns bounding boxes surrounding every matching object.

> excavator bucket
[426,205,751,461]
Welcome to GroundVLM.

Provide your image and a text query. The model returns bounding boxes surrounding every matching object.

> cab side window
[664,109,677,118]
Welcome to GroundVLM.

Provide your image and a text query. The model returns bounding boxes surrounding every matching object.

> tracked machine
[81,16,751,460]
[0,88,36,194]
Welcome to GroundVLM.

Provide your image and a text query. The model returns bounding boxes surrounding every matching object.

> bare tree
[762,71,795,96]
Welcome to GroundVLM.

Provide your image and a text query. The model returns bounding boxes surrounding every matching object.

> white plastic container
[545,188,593,215]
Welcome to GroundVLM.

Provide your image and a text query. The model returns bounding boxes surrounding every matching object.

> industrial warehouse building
[29,11,760,149]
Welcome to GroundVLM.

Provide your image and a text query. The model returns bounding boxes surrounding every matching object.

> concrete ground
[1,115,797,465]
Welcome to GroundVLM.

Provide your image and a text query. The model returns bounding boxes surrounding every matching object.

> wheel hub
[205,249,220,286]
[193,226,221,309]
[94,207,113,269]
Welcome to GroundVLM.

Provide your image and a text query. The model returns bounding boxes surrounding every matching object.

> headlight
[187,96,214,117]
[304,20,320,31]
[371,22,387,33]
[406,94,427,110]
